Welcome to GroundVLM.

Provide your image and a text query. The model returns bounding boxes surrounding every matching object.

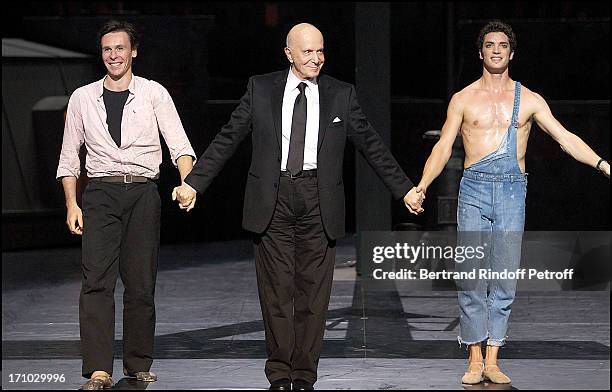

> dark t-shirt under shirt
[103,87,129,148]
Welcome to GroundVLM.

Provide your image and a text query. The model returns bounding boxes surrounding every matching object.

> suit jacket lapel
[317,76,332,151]
[271,71,287,150]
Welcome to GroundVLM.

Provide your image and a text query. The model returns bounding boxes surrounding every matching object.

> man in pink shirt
[56,20,196,390]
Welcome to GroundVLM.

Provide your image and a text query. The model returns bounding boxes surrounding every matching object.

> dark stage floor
[2,238,610,389]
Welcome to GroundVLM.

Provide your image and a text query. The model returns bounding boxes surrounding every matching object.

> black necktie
[287,82,307,176]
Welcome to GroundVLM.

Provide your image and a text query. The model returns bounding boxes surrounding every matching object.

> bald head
[286,23,323,48]
[284,23,325,80]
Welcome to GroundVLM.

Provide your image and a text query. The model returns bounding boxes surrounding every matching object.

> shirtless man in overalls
[405,20,610,385]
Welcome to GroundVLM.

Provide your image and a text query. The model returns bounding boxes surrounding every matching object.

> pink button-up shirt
[56,75,196,180]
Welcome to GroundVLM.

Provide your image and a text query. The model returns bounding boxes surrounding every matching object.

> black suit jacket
[185,70,412,240]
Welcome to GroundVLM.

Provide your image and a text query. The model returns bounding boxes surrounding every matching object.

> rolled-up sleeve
[151,81,196,166]
[56,91,85,179]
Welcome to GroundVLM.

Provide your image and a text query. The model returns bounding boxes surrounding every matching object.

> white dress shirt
[281,68,319,171]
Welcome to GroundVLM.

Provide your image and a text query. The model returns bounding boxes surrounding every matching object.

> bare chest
[462,93,519,132]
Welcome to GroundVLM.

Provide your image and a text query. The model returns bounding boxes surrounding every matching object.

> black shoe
[270,378,292,390]
[292,379,314,390]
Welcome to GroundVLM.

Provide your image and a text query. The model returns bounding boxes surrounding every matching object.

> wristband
[596,158,606,172]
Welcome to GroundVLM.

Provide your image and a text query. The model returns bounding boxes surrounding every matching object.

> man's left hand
[172,184,197,212]
[404,186,425,215]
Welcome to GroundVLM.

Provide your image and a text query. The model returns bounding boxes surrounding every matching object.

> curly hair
[97,20,140,52]
[476,20,517,52]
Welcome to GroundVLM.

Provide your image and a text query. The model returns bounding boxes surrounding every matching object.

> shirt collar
[96,74,137,98]
[285,67,318,92]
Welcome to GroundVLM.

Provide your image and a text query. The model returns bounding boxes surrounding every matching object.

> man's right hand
[172,184,197,212]
[404,186,425,215]
[66,203,83,235]
[601,160,610,179]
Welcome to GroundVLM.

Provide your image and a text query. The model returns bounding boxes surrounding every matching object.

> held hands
[172,183,197,212]
[404,186,425,215]
[66,203,83,235]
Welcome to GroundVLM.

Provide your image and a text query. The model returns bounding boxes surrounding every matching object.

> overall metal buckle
[123,174,133,183]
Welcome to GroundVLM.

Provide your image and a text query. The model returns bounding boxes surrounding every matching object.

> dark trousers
[80,180,161,378]
[254,176,336,384]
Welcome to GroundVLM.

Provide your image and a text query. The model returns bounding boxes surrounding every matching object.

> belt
[280,169,317,178]
[91,175,150,183]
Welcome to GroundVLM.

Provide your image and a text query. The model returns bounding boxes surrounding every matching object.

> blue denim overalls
[456,81,527,347]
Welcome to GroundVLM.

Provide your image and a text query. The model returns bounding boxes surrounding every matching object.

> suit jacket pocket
[248,171,260,179]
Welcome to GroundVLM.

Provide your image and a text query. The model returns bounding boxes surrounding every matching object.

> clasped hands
[173,182,426,215]
[172,183,197,212]
[404,185,425,215]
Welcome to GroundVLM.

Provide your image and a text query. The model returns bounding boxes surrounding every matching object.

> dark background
[2,2,610,249]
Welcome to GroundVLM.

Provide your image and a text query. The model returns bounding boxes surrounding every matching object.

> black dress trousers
[79,180,160,378]
[254,175,336,384]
